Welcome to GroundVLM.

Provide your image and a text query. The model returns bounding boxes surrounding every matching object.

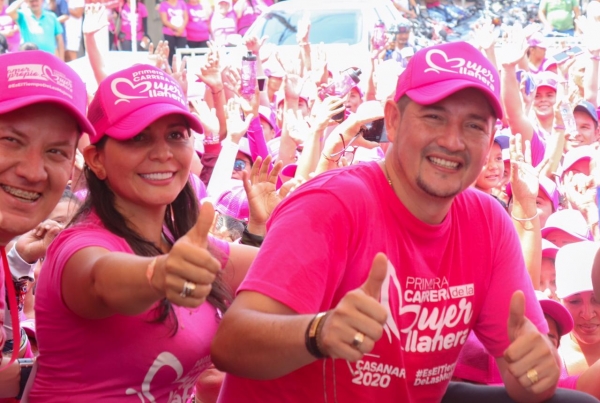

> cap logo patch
[7,64,74,97]
[424,49,495,91]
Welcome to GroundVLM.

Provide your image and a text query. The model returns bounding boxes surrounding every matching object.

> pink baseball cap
[215,182,249,222]
[560,144,595,176]
[535,291,573,336]
[394,41,503,119]
[542,239,559,259]
[555,240,599,298]
[0,50,95,136]
[535,71,559,91]
[542,209,593,241]
[258,105,277,130]
[528,32,547,49]
[87,64,203,144]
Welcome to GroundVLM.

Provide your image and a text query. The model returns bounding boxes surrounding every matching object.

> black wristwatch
[16,358,34,400]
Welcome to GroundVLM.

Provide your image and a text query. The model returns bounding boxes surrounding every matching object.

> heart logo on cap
[424,49,465,75]
[111,78,152,104]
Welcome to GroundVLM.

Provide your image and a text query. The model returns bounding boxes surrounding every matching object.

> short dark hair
[19,42,39,51]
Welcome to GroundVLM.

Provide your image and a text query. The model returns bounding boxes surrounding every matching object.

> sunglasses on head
[233,159,247,172]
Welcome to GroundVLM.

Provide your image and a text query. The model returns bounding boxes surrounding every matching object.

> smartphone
[361,118,388,143]
[553,46,585,64]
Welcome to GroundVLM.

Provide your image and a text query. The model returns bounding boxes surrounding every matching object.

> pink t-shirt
[120,2,147,41]
[0,6,20,52]
[29,212,230,402]
[218,162,547,403]
[236,0,272,36]
[159,0,187,37]
[186,3,210,42]
[210,10,236,46]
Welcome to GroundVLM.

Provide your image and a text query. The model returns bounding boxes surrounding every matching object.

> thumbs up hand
[502,291,560,394]
[150,201,222,308]
[317,253,389,362]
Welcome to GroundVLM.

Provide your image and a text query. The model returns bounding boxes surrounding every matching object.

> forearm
[211,87,227,139]
[483,47,498,73]
[365,60,377,101]
[58,14,69,23]
[205,139,238,198]
[541,130,565,179]
[0,358,20,398]
[299,44,311,74]
[84,31,108,84]
[584,57,599,107]
[511,201,542,287]
[56,35,65,60]
[92,253,163,316]
[501,66,533,142]
[246,117,269,162]
[5,0,23,20]
[294,128,323,180]
[212,308,316,379]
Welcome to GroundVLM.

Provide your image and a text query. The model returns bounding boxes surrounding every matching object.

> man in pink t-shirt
[211,42,588,403]
[0,51,94,398]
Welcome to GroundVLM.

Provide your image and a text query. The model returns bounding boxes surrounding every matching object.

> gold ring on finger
[352,332,365,349]
[180,281,196,298]
[526,368,539,385]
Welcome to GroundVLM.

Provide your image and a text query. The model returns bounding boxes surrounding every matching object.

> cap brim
[0,95,95,137]
[405,80,503,119]
[574,105,599,123]
[541,226,590,241]
[539,299,574,336]
[104,103,203,140]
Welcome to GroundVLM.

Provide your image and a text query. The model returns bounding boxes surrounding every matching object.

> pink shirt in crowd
[0,6,20,52]
[210,10,236,45]
[28,212,229,402]
[218,162,547,403]
[236,0,272,36]
[186,2,211,42]
[159,0,188,37]
[120,2,147,41]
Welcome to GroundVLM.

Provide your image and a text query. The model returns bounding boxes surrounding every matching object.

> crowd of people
[1,0,600,402]
[0,0,274,61]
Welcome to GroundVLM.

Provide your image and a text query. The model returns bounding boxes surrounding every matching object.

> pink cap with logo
[394,42,502,119]
[0,50,95,136]
[87,64,203,144]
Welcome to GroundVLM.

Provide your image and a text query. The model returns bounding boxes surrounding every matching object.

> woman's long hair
[70,137,232,334]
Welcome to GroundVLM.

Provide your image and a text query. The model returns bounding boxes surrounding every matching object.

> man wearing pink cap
[0,50,94,398]
[212,42,594,402]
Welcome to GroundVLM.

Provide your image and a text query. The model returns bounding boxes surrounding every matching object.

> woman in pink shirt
[160,0,188,63]
[210,0,236,46]
[186,0,211,48]
[0,0,20,52]
[234,0,272,36]
[27,64,256,402]
[116,0,150,51]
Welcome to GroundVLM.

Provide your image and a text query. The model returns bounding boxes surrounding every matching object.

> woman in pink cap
[26,64,257,402]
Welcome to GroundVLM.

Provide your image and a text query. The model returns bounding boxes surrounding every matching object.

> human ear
[384,100,401,144]
[82,144,107,180]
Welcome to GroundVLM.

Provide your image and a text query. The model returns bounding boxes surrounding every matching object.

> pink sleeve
[237,188,350,313]
[472,204,548,357]
[139,3,148,18]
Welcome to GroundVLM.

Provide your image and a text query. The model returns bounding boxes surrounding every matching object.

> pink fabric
[219,162,546,403]
[120,2,147,41]
[394,41,503,119]
[210,10,236,46]
[87,64,202,144]
[186,3,210,42]
[236,0,272,36]
[0,51,95,136]
[159,0,188,36]
[29,212,229,401]
[0,6,20,52]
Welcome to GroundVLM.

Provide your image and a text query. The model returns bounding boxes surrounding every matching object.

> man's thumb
[507,290,526,341]
[187,201,215,248]
[361,253,388,300]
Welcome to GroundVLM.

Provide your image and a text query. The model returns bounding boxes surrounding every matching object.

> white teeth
[140,172,174,181]
[1,185,40,201]
[429,157,459,169]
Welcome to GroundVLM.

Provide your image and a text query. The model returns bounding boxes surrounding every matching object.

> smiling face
[0,104,78,245]
[533,87,557,117]
[562,291,600,347]
[475,142,503,193]
[86,114,193,213]
[564,111,599,152]
[386,89,495,206]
